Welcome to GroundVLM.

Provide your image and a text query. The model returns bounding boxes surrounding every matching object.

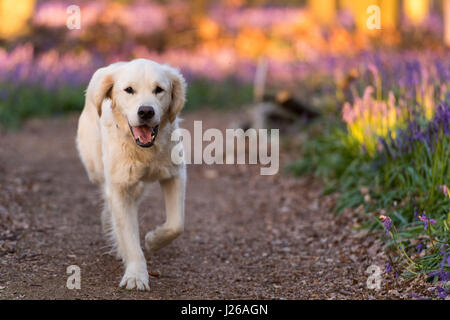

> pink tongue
[132,125,153,144]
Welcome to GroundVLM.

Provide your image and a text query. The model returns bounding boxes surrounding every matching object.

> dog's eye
[154,86,164,94]
[124,87,135,94]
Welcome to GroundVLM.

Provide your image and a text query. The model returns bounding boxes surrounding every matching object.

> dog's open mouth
[129,124,159,148]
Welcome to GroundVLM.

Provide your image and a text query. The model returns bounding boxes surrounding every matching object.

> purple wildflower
[435,103,450,135]
[377,103,450,160]
[416,243,424,253]
[428,246,450,283]
[417,212,436,230]
[428,270,450,282]
[385,263,393,273]
[435,286,450,299]
[410,292,432,300]
[379,215,392,235]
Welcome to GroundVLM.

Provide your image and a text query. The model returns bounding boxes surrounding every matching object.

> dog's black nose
[137,106,155,120]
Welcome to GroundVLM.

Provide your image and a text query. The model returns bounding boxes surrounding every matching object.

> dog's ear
[165,66,187,123]
[93,75,114,117]
[86,67,115,118]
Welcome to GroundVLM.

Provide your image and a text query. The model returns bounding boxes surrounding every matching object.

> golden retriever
[76,59,186,290]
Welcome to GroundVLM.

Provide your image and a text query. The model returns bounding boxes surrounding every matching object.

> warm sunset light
[0,0,35,38]
[403,0,430,24]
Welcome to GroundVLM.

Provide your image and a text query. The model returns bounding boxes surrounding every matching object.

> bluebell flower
[416,243,424,253]
[385,263,393,273]
[379,215,392,235]
[428,245,450,283]
[417,212,436,231]
[435,286,450,299]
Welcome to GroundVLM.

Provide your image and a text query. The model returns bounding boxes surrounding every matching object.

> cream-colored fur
[76,59,186,291]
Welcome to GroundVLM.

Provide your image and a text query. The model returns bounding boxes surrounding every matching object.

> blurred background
[0,0,449,127]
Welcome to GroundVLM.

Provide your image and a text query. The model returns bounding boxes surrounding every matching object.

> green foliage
[0,84,85,129]
[185,78,253,111]
[291,120,450,276]
[0,78,254,129]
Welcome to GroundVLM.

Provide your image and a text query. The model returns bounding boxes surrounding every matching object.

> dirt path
[0,110,419,299]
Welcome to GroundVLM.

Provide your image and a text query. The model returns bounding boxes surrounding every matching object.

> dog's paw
[145,227,182,253]
[119,267,149,291]
[144,230,162,253]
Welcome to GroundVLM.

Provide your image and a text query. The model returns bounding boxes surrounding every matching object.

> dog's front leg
[107,183,149,291]
[145,171,185,252]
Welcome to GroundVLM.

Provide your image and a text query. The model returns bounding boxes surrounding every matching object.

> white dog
[76,59,186,290]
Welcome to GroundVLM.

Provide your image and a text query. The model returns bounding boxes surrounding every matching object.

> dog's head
[93,59,186,148]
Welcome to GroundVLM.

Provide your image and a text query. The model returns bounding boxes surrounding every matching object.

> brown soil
[0,110,431,299]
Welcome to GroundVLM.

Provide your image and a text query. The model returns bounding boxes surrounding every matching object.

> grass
[0,78,254,129]
[290,112,450,282]
[0,84,85,129]
[184,78,253,111]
